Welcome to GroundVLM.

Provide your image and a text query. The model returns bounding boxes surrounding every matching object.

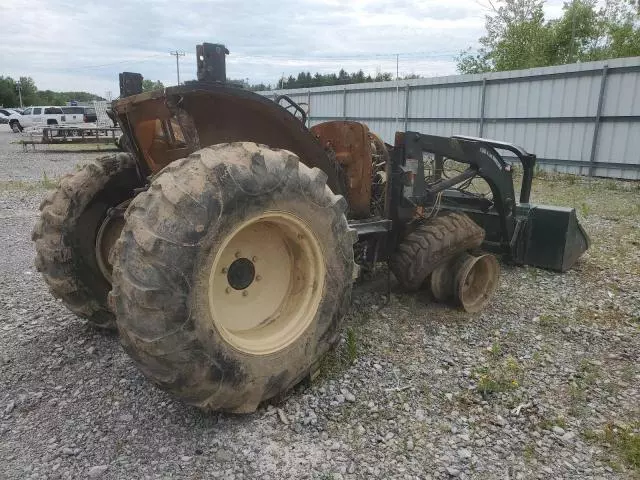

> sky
[0,0,567,97]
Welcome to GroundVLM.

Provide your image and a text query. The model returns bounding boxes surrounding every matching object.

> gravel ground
[0,125,115,182]
[0,129,639,480]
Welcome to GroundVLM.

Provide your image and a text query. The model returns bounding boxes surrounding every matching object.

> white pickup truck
[7,106,84,132]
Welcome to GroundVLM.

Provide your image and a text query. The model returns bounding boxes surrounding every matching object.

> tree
[457,0,640,74]
[18,77,38,106]
[0,77,19,107]
[0,75,103,107]
[142,79,165,92]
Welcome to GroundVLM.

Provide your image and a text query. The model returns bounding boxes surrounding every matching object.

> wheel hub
[208,212,325,355]
[227,257,256,290]
[95,201,129,284]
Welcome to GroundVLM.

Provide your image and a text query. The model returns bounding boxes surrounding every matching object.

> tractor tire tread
[389,212,485,290]
[33,152,139,329]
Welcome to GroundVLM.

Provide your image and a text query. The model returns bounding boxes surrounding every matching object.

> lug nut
[256,275,262,281]
[235,251,241,258]
[242,291,248,297]
[252,256,258,262]
[225,287,231,294]
[221,267,227,274]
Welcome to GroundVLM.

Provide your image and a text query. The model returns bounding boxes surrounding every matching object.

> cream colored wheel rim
[208,212,325,355]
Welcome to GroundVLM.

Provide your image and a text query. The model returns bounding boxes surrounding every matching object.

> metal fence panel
[262,56,640,179]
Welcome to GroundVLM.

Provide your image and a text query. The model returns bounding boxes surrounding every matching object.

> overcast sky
[1,0,566,97]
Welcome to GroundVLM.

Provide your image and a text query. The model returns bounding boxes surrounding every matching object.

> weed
[473,356,523,398]
[523,443,536,462]
[487,341,502,359]
[576,359,602,385]
[315,473,335,480]
[604,424,640,469]
[540,416,567,430]
[41,171,58,189]
[318,327,360,379]
[579,202,590,217]
[346,327,358,363]
[582,423,640,471]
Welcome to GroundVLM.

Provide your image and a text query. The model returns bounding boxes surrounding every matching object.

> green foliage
[473,355,523,397]
[273,69,419,90]
[584,423,640,471]
[142,79,165,92]
[346,327,358,363]
[0,76,19,107]
[0,75,103,107]
[457,0,640,74]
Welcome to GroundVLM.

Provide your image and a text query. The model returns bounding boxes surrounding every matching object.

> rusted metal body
[113,85,348,198]
[310,121,373,218]
[114,91,384,220]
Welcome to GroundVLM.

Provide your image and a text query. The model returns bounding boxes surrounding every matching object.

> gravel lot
[0,125,638,479]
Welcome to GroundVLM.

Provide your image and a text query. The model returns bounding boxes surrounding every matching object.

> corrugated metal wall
[263,57,640,179]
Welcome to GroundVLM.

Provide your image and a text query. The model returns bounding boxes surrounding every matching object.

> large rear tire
[389,212,485,291]
[110,142,356,412]
[32,153,141,329]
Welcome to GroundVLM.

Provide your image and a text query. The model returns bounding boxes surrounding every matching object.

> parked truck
[8,106,85,132]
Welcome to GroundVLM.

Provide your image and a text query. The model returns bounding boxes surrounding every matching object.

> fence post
[342,87,347,120]
[589,65,608,177]
[478,78,487,137]
[403,84,411,131]
[307,89,312,127]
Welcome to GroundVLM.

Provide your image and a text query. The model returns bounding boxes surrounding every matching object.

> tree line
[231,70,422,91]
[457,0,640,74]
[0,76,104,108]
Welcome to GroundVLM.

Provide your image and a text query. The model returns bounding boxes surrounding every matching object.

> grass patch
[317,320,365,380]
[472,356,523,398]
[523,443,537,462]
[537,313,570,332]
[41,171,58,189]
[0,177,60,191]
[487,341,502,359]
[346,327,358,363]
[540,415,568,430]
[583,423,640,471]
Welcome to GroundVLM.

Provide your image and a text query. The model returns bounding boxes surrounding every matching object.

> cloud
[0,0,494,96]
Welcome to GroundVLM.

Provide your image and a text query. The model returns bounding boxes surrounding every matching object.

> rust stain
[310,121,373,218]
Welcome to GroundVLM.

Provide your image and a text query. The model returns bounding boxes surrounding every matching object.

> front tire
[111,142,356,412]
[32,153,141,328]
[389,212,485,290]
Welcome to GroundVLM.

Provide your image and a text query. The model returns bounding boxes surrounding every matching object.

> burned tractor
[32,43,589,412]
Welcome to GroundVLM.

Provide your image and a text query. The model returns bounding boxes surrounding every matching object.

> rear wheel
[10,120,22,133]
[32,153,141,328]
[111,142,356,412]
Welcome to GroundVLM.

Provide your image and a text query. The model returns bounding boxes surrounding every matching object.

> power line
[170,50,186,85]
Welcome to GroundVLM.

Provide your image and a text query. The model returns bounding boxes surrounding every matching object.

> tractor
[32,43,589,413]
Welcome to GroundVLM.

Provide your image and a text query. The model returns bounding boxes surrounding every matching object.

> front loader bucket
[516,204,590,272]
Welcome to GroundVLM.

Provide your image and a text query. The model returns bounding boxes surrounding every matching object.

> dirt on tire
[389,212,485,291]
[32,153,141,329]
[110,142,356,413]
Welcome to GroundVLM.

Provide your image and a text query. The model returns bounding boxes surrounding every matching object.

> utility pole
[395,54,400,136]
[170,50,185,85]
[569,0,577,63]
[16,82,23,108]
